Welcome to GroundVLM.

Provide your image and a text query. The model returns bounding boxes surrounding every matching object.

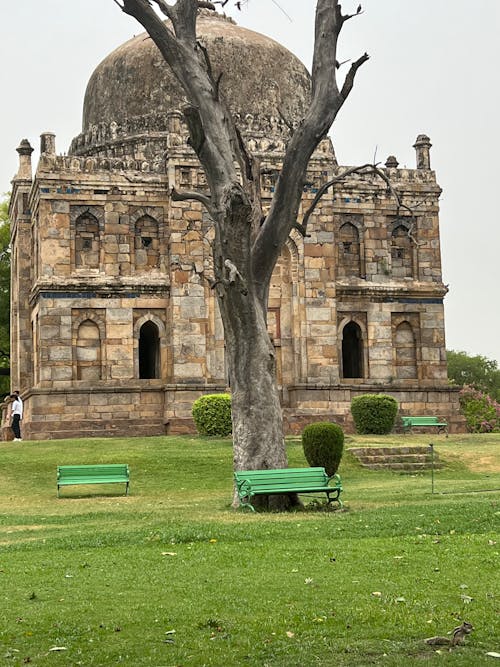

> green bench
[234,467,343,512]
[57,464,130,497]
[401,416,448,435]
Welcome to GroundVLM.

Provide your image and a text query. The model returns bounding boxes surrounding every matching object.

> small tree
[447,350,500,401]
[351,394,398,434]
[302,422,344,476]
[192,393,232,436]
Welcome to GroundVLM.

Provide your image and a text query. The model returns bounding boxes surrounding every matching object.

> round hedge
[350,394,398,434]
[192,393,232,436]
[302,421,344,476]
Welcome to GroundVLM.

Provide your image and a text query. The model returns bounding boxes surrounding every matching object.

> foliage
[447,349,500,401]
[301,421,344,476]
[351,393,399,434]
[192,393,232,436]
[0,194,10,395]
[459,384,500,433]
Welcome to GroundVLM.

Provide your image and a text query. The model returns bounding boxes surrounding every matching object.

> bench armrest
[327,473,342,487]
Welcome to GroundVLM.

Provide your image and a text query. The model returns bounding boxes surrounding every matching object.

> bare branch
[340,52,370,101]
[171,186,212,211]
[301,163,373,231]
[343,4,364,21]
[300,163,425,246]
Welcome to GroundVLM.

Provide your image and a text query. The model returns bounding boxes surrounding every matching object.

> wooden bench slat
[401,416,448,435]
[57,464,130,497]
[234,467,342,512]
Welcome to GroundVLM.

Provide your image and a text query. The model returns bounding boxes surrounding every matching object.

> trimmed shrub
[459,385,500,433]
[351,394,398,434]
[192,393,232,436]
[302,422,344,476]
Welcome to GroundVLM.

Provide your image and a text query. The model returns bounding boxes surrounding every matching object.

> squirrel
[425,621,474,647]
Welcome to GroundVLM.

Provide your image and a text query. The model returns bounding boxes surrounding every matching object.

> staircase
[348,446,442,472]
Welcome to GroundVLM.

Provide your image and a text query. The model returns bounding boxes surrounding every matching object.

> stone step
[356,454,433,464]
[363,462,442,471]
[349,446,434,456]
[348,446,442,472]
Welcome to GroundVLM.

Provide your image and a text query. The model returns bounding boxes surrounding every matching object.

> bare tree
[114,0,368,508]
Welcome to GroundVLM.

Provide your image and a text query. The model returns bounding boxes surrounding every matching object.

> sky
[1,1,499,363]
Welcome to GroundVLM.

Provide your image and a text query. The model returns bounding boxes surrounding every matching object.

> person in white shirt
[10,393,23,441]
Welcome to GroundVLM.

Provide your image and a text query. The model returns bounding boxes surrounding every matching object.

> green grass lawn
[0,433,499,666]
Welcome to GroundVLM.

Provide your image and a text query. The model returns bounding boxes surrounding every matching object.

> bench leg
[126,482,129,496]
[326,490,343,509]
[238,495,256,512]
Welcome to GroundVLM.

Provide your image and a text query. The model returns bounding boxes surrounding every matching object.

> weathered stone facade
[2,12,463,440]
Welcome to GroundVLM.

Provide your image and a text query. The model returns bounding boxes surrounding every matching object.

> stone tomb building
[5,12,462,439]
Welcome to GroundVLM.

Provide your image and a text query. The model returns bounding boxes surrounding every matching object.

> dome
[69,11,312,161]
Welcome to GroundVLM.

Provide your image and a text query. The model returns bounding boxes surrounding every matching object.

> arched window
[76,319,101,381]
[135,215,159,269]
[139,321,160,379]
[342,321,364,379]
[337,222,361,278]
[391,225,413,278]
[394,321,417,379]
[75,213,100,268]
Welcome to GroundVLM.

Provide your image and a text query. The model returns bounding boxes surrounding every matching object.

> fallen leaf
[460,594,473,604]
[209,539,217,543]
[486,652,500,658]
[459,584,468,590]
[48,647,67,652]
[286,631,294,638]
[165,630,176,635]
[488,540,497,546]
[371,591,382,597]
[161,552,177,557]
[304,578,313,585]
[395,597,406,603]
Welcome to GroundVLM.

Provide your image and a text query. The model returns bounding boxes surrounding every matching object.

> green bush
[192,393,232,436]
[351,394,398,434]
[302,422,344,476]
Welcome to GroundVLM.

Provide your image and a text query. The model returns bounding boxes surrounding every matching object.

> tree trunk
[222,291,300,510]
[213,188,299,510]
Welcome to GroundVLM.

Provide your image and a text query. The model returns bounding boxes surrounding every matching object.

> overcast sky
[1,1,499,363]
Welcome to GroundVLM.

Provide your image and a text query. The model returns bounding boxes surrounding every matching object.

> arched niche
[134,313,167,380]
[76,319,102,381]
[337,222,361,278]
[391,223,414,278]
[134,214,159,269]
[75,212,100,269]
[340,320,364,379]
[394,320,418,379]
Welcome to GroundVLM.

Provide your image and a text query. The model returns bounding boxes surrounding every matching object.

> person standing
[10,393,23,441]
